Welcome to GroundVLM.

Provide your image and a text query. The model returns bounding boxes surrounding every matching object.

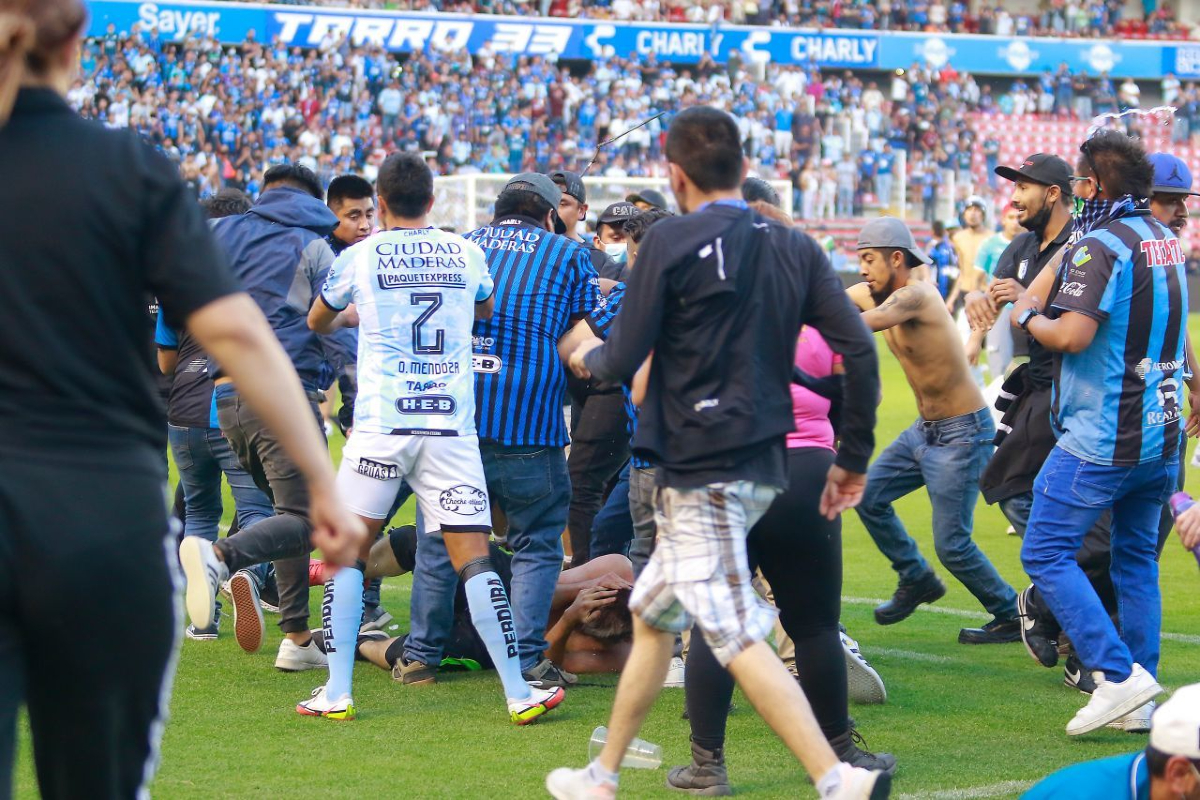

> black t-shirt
[159,326,217,429]
[0,89,239,461]
[993,222,1074,391]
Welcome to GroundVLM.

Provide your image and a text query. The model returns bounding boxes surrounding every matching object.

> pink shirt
[786,327,841,451]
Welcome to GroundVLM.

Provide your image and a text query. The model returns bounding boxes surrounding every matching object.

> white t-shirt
[320,228,494,437]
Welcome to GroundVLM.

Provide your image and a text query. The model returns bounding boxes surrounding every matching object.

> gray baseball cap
[504,172,563,209]
[503,173,566,234]
[856,217,932,265]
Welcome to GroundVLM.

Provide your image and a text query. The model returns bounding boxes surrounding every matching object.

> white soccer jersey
[320,227,493,436]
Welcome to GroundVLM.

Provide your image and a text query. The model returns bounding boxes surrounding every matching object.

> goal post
[431,174,793,233]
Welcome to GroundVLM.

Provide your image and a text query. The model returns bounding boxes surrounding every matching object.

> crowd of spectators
[74,22,1200,225]
[217,0,1193,40]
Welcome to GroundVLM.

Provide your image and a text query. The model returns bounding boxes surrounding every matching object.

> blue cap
[1149,153,1200,197]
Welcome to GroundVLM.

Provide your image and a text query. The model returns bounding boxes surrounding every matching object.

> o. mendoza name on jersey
[321,227,494,437]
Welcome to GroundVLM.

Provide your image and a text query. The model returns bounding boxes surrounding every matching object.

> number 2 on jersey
[411,293,445,355]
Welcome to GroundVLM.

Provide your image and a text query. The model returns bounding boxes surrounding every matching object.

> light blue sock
[463,571,530,701]
[323,566,364,700]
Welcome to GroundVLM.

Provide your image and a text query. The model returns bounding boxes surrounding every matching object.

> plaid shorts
[629,480,780,666]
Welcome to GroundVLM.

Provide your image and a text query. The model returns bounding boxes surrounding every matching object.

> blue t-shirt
[1051,213,1188,465]
[1023,752,1148,800]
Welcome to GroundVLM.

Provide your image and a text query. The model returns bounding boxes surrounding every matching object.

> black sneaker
[829,728,897,775]
[874,572,947,625]
[958,615,1022,645]
[1017,585,1059,667]
[1063,654,1097,695]
[522,658,578,689]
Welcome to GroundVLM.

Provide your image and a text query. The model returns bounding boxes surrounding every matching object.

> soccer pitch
[14,322,1200,799]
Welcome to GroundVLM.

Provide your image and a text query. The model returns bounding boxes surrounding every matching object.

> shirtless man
[309,526,634,677]
[848,217,1020,644]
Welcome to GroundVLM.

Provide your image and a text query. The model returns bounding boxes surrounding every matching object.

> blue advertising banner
[87,1,1186,79]
[1167,43,1200,79]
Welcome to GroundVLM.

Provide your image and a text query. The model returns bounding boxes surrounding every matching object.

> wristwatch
[1017,307,1041,331]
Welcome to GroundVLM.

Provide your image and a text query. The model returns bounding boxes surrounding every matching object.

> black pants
[567,392,629,564]
[215,389,323,634]
[1,450,178,799]
[685,447,849,747]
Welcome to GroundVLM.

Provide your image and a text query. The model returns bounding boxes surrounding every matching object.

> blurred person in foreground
[0,3,362,796]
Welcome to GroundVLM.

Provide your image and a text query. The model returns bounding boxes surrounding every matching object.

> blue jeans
[856,408,1017,618]
[1021,446,1177,681]
[589,462,633,559]
[407,443,570,670]
[168,424,273,587]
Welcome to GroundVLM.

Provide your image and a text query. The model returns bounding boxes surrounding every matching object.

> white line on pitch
[898,779,1035,799]
[869,647,953,663]
[844,596,1200,644]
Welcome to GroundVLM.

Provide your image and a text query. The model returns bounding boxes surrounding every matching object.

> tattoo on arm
[879,286,923,314]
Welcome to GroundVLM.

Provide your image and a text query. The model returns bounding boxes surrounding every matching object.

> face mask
[1075,194,1137,234]
[604,242,627,262]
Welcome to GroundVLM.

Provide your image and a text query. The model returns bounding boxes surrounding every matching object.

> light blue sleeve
[320,249,356,311]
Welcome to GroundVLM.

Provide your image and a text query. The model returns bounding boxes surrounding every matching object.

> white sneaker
[296,686,355,720]
[179,537,228,630]
[1067,663,1162,736]
[1191,448,1200,468]
[509,686,565,726]
[841,630,887,705]
[823,763,892,799]
[1106,699,1155,733]
[545,766,616,799]
[663,656,686,688]
[275,636,329,672]
[229,570,265,654]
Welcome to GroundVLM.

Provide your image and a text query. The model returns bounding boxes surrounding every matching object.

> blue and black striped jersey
[466,215,599,446]
[1051,213,1188,466]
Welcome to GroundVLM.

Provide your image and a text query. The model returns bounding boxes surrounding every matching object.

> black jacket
[584,203,878,483]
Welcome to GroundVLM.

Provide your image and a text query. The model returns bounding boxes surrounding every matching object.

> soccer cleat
[546,766,616,799]
[663,656,686,688]
[1017,585,1059,667]
[185,622,219,641]
[958,616,1021,645]
[841,629,886,705]
[874,572,946,625]
[393,657,437,686]
[1063,655,1097,694]
[509,686,565,725]
[523,658,578,689]
[308,558,327,587]
[229,569,265,654]
[275,636,328,672]
[1107,700,1154,733]
[666,741,732,796]
[296,685,355,721]
[179,536,228,631]
[360,606,393,632]
[1066,664,1162,736]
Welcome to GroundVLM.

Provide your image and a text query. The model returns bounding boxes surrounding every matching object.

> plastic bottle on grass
[1167,493,1200,568]
[587,726,663,769]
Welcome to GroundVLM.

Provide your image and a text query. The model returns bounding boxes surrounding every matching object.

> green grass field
[14,321,1200,799]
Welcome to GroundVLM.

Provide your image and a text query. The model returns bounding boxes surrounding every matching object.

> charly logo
[1000,40,1036,72]
[439,485,488,516]
[1017,258,1029,281]
[918,37,953,69]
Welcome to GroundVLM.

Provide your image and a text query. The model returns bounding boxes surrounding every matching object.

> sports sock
[586,760,619,788]
[463,570,529,701]
[323,566,364,700]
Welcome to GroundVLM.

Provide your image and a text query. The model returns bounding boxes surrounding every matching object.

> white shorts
[337,431,491,535]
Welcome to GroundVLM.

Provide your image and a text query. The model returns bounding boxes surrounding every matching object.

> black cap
[742,177,781,206]
[625,189,669,210]
[994,153,1073,195]
[548,170,585,203]
[598,201,640,225]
